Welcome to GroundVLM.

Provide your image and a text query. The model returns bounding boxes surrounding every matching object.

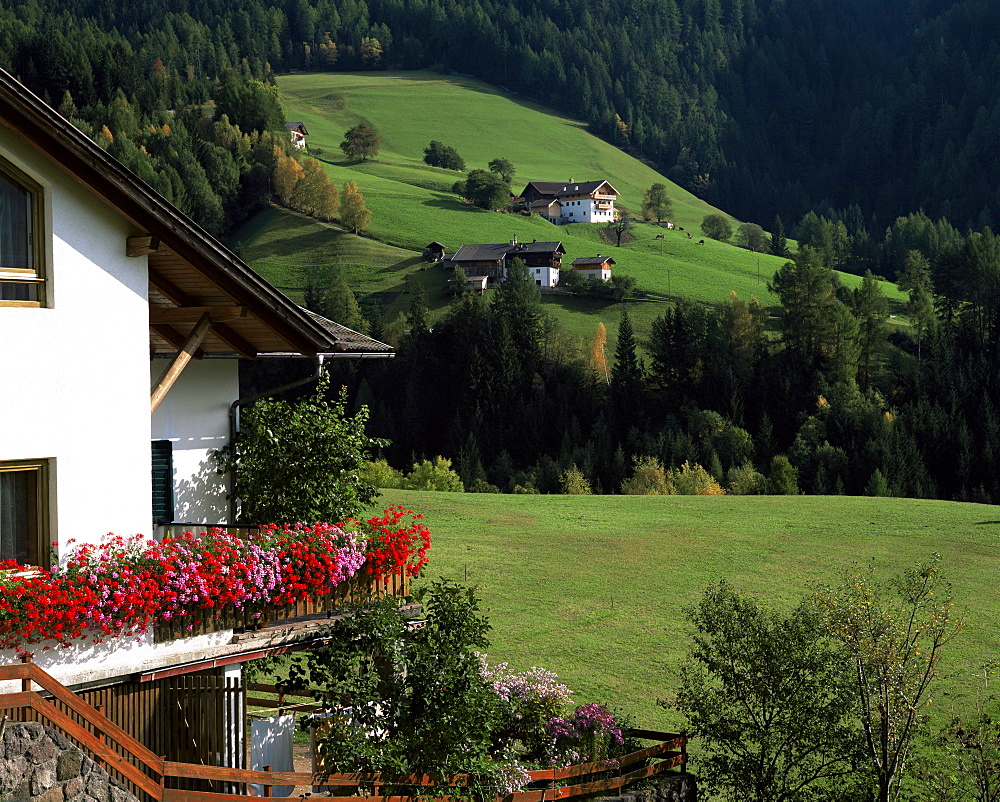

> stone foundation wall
[0,722,139,802]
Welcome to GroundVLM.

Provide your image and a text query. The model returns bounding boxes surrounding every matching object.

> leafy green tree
[725,462,769,495]
[215,73,285,133]
[339,180,371,233]
[560,463,592,494]
[487,157,516,184]
[340,123,381,161]
[865,468,889,496]
[736,222,769,252]
[449,264,469,294]
[814,555,963,802]
[641,182,673,222]
[218,376,384,524]
[360,459,404,489]
[406,280,430,337]
[326,271,367,332]
[898,251,936,361]
[423,140,465,170]
[768,246,839,371]
[768,455,800,495]
[670,461,726,494]
[460,168,510,210]
[610,308,645,434]
[620,456,671,494]
[671,582,859,802]
[285,581,499,780]
[402,456,466,491]
[701,213,733,241]
[303,280,327,315]
[849,271,890,389]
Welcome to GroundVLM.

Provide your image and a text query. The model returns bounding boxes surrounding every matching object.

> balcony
[154,568,410,642]
[152,524,410,643]
[1,516,426,654]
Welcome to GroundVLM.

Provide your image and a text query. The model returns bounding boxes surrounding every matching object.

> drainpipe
[227,355,327,524]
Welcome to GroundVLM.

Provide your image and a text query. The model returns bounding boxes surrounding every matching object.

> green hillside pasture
[234,203,902,348]
[278,71,720,230]
[231,205,424,301]
[250,71,904,340]
[378,489,1000,732]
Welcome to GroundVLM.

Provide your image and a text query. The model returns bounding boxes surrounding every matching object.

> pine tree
[770,215,790,258]
[610,308,645,434]
[326,272,366,331]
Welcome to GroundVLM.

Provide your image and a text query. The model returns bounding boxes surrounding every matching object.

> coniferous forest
[4,0,1000,502]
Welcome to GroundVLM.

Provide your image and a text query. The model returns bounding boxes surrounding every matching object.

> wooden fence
[0,663,686,802]
[4,667,245,798]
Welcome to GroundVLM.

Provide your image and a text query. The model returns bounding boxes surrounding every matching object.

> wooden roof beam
[150,313,212,413]
[150,306,249,325]
[126,235,160,257]
[211,323,258,359]
[148,269,199,308]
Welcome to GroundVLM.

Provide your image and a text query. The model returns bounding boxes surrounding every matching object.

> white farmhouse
[520,179,619,224]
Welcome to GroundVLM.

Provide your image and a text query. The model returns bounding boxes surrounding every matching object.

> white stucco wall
[151,358,238,524]
[0,128,152,554]
[0,123,272,692]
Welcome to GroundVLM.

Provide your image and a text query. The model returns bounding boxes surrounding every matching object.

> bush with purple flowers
[479,655,573,759]
[545,703,626,766]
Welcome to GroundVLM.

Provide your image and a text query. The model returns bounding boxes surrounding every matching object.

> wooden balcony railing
[153,524,409,643]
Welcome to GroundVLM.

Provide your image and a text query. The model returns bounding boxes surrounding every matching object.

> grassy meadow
[230,71,906,343]
[377,489,1000,732]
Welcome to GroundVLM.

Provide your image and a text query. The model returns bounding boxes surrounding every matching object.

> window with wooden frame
[0,460,50,568]
[0,158,45,307]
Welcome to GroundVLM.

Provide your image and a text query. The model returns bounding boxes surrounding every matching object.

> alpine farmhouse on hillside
[519,179,619,224]
[443,236,566,287]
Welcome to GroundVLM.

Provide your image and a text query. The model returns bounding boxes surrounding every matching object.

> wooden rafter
[149,306,248,325]
[126,235,160,257]
[148,269,198,307]
[150,313,212,413]
[211,323,257,359]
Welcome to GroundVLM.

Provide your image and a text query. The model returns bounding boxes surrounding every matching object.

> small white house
[285,121,308,149]
[571,255,616,281]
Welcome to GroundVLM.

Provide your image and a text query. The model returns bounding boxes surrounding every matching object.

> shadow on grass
[245,224,341,261]
[374,256,425,276]
[422,193,483,213]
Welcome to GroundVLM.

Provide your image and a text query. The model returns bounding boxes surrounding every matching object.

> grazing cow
[698,239,705,245]
[687,233,692,239]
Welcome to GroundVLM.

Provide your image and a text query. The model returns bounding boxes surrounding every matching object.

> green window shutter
[151,440,174,525]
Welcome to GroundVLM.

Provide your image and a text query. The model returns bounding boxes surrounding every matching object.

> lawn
[375,489,1000,732]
